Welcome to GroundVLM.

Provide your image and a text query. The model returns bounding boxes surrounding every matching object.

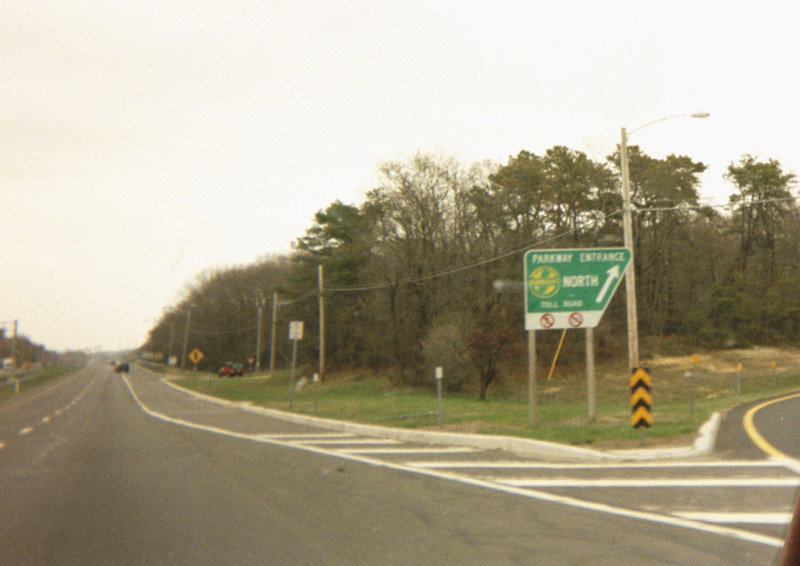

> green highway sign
[524,248,631,330]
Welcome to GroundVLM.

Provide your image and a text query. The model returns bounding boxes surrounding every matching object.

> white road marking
[406,460,792,470]
[674,512,793,525]
[492,477,800,488]
[256,433,356,440]
[774,457,800,475]
[338,447,476,455]
[121,374,786,549]
[41,416,50,423]
[19,427,33,436]
[289,438,401,446]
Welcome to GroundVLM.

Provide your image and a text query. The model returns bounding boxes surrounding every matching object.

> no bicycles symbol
[568,312,584,327]
[540,313,555,329]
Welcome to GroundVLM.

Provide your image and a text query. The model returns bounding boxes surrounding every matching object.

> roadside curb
[160,376,720,462]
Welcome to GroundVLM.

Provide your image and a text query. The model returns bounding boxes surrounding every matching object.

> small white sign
[289,321,304,340]
[435,366,443,380]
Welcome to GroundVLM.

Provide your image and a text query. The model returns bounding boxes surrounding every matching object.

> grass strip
[173,363,800,449]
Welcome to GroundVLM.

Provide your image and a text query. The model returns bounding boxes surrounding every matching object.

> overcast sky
[2,1,800,352]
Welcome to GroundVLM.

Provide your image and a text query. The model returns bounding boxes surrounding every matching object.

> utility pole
[180,308,191,369]
[255,295,264,372]
[11,320,18,368]
[167,323,174,366]
[318,265,325,381]
[619,112,709,372]
[620,127,639,372]
[269,292,278,379]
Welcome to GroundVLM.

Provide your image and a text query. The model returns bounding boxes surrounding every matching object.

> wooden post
[528,330,537,426]
[586,327,596,422]
[269,292,278,379]
[318,265,325,381]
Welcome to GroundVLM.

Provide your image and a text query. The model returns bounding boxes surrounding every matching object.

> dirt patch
[646,346,800,374]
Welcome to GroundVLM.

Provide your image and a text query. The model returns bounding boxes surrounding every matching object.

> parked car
[218,362,244,377]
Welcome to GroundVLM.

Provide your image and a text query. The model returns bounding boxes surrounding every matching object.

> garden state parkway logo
[528,265,561,299]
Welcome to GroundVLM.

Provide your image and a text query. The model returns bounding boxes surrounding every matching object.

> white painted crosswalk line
[290,438,401,446]
[407,460,793,470]
[492,477,800,488]
[673,512,793,525]
[338,446,476,455]
[255,433,356,440]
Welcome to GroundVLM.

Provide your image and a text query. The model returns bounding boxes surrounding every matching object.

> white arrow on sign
[595,265,621,304]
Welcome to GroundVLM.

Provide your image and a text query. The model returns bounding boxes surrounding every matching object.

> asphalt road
[0,361,791,565]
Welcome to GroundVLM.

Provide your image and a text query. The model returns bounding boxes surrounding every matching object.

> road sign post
[288,321,304,409]
[435,366,444,427]
[524,248,631,331]
[188,348,204,372]
[524,248,631,425]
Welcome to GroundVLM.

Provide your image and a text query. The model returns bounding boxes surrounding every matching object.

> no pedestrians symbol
[568,312,584,327]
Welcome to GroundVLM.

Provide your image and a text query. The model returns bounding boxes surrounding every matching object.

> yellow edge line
[743,392,800,458]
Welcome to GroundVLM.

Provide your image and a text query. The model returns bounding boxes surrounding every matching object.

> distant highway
[0,361,792,565]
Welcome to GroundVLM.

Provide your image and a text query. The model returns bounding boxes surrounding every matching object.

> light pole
[620,112,709,372]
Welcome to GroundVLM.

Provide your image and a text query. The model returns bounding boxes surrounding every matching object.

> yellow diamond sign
[188,348,204,364]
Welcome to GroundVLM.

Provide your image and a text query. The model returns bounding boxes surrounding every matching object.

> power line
[188,323,259,336]
[324,193,799,294]
[326,211,623,293]
[636,194,798,213]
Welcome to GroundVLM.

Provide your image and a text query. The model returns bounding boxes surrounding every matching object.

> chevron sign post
[630,368,653,429]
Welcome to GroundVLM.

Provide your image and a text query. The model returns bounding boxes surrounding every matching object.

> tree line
[143,146,799,396]
[0,327,62,369]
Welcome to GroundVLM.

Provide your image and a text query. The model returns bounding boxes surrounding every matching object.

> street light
[620,111,709,372]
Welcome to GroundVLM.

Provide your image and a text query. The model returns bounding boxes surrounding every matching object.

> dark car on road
[114,362,129,373]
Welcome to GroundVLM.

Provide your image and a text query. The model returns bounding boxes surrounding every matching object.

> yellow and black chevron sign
[630,368,653,429]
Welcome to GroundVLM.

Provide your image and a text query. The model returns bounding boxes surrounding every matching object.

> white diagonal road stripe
[673,512,793,525]
[492,477,800,488]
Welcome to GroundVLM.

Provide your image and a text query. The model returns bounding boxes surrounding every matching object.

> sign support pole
[586,327,596,422]
[528,330,537,426]
[288,339,297,409]
[287,321,304,410]
[435,367,443,427]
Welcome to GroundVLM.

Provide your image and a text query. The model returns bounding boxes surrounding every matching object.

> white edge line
[120,375,785,550]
